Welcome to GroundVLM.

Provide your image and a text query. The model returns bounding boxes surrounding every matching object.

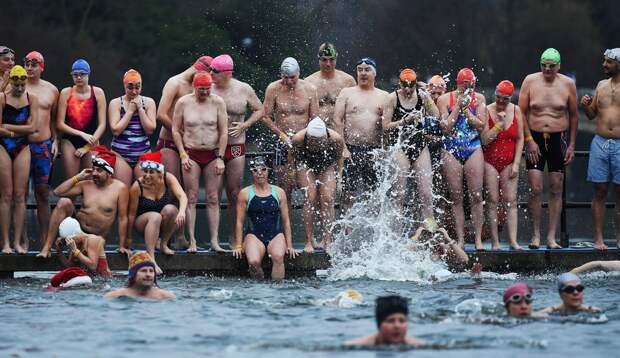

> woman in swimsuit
[109,69,157,187]
[0,46,15,92]
[382,69,439,220]
[128,151,187,274]
[56,59,107,178]
[232,156,297,280]
[437,68,487,250]
[0,65,38,254]
[54,217,112,278]
[481,81,524,250]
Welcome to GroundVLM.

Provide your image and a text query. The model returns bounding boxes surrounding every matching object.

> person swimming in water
[109,69,157,187]
[0,65,38,254]
[345,295,425,347]
[409,217,469,270]
[538,273,601,315]
[437,68,487,250]
[481,80,524,250]
[503,283,534,318]
[104,251,176,300]
[56,59,107,178]
[232,156,298,280]
[570,260,620,274]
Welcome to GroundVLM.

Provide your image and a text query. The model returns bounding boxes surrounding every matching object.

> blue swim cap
[72,59,91,74]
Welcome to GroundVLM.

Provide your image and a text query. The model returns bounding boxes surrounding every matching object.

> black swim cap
[375,295,409,327]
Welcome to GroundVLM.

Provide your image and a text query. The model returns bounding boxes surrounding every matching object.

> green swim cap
[540,48,561,65]
[318,43,338,58]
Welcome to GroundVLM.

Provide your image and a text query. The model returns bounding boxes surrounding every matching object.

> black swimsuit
[136,176,174,216]
[296,130,338,174]
[393,91,428,163]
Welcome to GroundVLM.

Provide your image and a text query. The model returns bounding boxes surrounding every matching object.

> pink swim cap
[210,54,234,72]
[194,56,213,72]
[503,283,533,305]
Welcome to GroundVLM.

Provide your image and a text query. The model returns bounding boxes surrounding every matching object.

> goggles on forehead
[356,57,377,68]
[140,160,164,172]
[0,47,15,56]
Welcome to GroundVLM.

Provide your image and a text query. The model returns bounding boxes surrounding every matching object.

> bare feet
[160,242,175,256]
[594,241,608,251]
[529,234,541,249]
[210,240,228,253]
[491,241,501,251]
[14,244,27,254]
[546,240,562,249]
[187,240,198,254]
[475,244,486,251]
[2,246,14,254]
[174,235,189,250]
[36,249,51,257]
[509,243,523,251]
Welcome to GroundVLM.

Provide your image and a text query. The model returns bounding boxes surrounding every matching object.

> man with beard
[581,48,620,250]
[105,252,176,300]
[37,146,129,257]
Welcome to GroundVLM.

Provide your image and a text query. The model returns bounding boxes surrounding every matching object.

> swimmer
[38,146,129,257]
[262,57,319,211]
[210,54,264,246]
[437,68,487,249]
[0,65,38,254]
[345,295,425,347]
[428,75,447,105]
[56,59,107,178]
[0,45,15,92]
[172,72,228,252]
[54,217,111,278]
[108,69,157,187]
[232,156,298,280]
[317,289,364,308]
[538,273,601,315]
[24,51,60,253]
[570,260,620,274]
[333,57,389,212]
[581,48,620,250]
[481,80,524,250]
[503,283,533,317]
[410,218,469,270]
[104,252,176,300]
[290,117,344,252]
[520,48,578,250]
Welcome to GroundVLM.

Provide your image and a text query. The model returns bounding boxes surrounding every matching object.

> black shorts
[526,130,567,173]
[343,144,379,193]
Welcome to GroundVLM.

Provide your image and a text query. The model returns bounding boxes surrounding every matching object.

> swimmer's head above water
[58,217,83,240]
[128,252,157,286]
[503,283,533,317]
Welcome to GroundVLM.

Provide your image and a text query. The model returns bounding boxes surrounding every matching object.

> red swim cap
[193,72,212,88]
[139,151,162,164]
[456,68,476,86]
[496,80,514,96]
[194,56,213,72]
[503,283,533,305]
[25,51,44,71]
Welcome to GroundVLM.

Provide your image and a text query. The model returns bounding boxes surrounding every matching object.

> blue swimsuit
[1,94,30,160]
[442,91,481,164]
[246,185,282,246]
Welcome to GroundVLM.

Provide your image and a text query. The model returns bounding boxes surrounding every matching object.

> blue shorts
[30,139,53,185]
[587,135,620,184]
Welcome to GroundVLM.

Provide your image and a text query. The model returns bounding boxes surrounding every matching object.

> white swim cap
[281,57,300,76]
[306,116,327,138]
[336,289,364,308]
[58,217,83,239]
[604,48,620,63]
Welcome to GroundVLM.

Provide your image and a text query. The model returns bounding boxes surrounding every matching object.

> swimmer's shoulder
[265,80,281,93]
[104,288,130,299]
[304,71,321,82]
[344,334,376,346]
[155,288,176,300]
[335,69,356,85]
[405,336,426,347]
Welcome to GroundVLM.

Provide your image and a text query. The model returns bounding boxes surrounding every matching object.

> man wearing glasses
[519,48,578,250]
[0,46,15,92]
[539,273,601,315]
[24,51,59,253]
[333,57,389,212]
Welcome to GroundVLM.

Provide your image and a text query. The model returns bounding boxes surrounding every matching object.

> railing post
[560,171,569,247]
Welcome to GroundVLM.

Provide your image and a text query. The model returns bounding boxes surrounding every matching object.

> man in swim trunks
[105,251,176,300]
[333,57,389,213]
[209,54,264,244]
[581,48,620,250]
[305,43,356,129]
[172,72,228,252]
[38,147,129,257]
[0,46,15,92]
[520,48,578,250]
[345,295,425,347]
[503,283,534,318]
[538,273,600,315]
[232,156,297,280]
[24,51,59,251]
[156,55,212,181]
[262,57,319,207]
[291,117,344,252]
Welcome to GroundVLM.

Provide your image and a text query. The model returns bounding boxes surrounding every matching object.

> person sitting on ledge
[105,251,176,300]
[38,146,129,257]
[345,295,425,347]
[54,217,111,278]
[503,283,534,318]
[232,156,298,280]
[570,260,620,274]
[538,273,601,315]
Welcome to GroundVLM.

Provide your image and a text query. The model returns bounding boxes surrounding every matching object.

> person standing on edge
[172,72,228,252]
[437,68,487,250]
[56,59,107,178]
[109,69,157,187]
[0,46,15,92]
[581,48,620,250]
[210,54,264,246]
[333,57,389,213]
[0,65,38,254]
[232,156,297,280]
[481,80,524,250]
[519,48,578,249]
[24,51,59,252]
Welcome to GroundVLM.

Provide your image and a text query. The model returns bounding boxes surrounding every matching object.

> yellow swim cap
[9,65,27,82]
[343,289,362,301]
[423,217,438,233]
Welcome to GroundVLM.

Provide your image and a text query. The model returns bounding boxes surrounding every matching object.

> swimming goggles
[495,93,511,101]
[140,160,164,172]
[560,285,584,294]
[250,167,268,173]
[9,75,27,82]
[508,293,533,304]
[0,47,14,56]
[356,57,377,68]
[540,63,558,69]
[400,80,416,88]
[24,59,41,68]
[71,71,88,77]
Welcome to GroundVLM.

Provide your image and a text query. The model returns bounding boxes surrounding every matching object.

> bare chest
[275,90,310,116]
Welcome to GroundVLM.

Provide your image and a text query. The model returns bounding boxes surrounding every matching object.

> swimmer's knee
[161,205,178,219]
[529,183,543,195]
[56,198,74,212]
[270,251,284,264]
[186,191,199,205]
[205,192,220,206]
[247,256,262,267]
[549,183,563,196]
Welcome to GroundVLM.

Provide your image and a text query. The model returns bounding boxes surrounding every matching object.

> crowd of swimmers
[1,43,620,280]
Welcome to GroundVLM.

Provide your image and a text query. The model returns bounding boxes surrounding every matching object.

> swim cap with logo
[540,48,561,65]
[604,48,620,63]
[318,43,338,58]
[9,65,27,82]
[210,54,234,72]
[193,72,212,87]
[306,116,327,138]
[123,69,142,84]
[281,57,300,76]
[25,51,44,70]
[495,80,514,96]
[399,68,417,83]
[193,56,213,72]
[456,68,476,86]
[72,59,91,74]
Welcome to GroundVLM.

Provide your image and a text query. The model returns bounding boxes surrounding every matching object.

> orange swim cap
[495,80,514,96]
[25,51,44,71]
[399,68,417,83]
[456,68,476,86]
[123,69,142,84]
[429,75,446,88]
[194,56,213,72]
[193,72,212,88]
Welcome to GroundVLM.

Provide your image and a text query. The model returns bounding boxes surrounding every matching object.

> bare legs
[223,155,245,246]
[0,147,31,254]
[134,204,179,274]
[414,148,434,220]
[38,198,75,257]
[61,140,92,178]
[161,147,188,249]
[244,234,287,280]
[484,163,520,250]
[183,160,201,253]
[528,170,563,249]
[591,182,611,250]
